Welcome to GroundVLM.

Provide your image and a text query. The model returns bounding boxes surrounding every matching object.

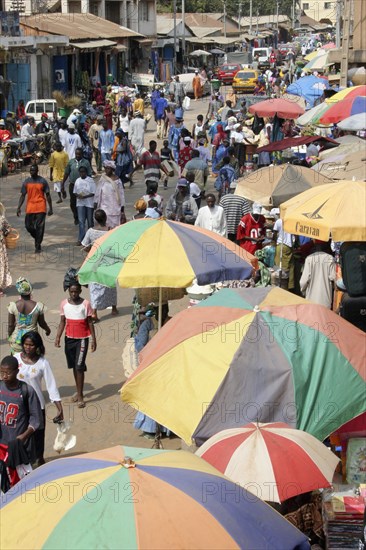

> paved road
[0,93,216,459]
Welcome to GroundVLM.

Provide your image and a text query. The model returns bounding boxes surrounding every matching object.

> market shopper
[62,147,92,227]
[17,164,53,253]
[15,331,63,466]
[55,278,96,409]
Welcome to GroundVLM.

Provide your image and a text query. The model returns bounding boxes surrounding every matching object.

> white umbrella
[338,113,366,131]
[189,49,212,57]
[304,51,333,71]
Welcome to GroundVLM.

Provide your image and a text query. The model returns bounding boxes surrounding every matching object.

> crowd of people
[0,31,363,521]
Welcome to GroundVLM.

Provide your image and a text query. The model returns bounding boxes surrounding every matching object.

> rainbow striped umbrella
[319,95,366,124]
[196,422,340,503]
[122,287,366,445]
[78,219,254,289]
[0,446,310,550]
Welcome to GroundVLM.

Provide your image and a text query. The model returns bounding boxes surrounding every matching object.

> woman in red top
[55,280,96,408]
[178,136,193,173]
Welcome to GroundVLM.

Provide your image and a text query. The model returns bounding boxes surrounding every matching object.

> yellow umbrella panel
[281,180,366,241]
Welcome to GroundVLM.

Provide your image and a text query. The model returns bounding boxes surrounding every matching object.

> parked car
[169,74,211,98]
[25,99,57,123]
[216,64,243,85]
[252,48,271,70]
[232,69,260,93]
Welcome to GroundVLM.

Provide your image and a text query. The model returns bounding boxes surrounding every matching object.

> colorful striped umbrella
[0,445,310,550]
[122,287,366,445]
[295,102,331,126]
[304,51,333,71]
[325,85,366,104]
[78,219,254,289]
[319,95,366,124]
[196,422,340,503]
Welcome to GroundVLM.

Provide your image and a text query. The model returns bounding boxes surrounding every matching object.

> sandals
[77,401,86,409]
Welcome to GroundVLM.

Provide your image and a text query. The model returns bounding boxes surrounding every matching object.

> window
[324,2,332,8]
[303,2,309,9]
[45,102,55,113]
[36,103,44,114]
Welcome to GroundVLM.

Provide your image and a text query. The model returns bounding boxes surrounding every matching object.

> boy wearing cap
[35,113,51,135]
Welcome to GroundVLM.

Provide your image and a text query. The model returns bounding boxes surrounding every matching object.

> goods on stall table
[323,488,365,549]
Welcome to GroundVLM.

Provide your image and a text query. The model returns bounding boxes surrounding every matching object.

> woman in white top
[15,330,63,465]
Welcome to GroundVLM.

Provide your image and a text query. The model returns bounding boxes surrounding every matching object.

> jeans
[77,206,94,242]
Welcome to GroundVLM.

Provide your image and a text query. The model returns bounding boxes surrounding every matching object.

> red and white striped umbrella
[196,422,339,503]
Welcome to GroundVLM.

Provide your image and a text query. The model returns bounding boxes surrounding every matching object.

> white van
[252,47,271,69]
[25,99,57,122]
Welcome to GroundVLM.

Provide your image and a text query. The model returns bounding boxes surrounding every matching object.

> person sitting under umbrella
[133,304,171,440]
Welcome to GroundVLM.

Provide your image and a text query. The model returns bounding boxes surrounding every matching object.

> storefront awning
[73,39,117,49]
[112,44,128,51]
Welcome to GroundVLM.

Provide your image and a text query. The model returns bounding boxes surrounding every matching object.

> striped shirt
[139,150,161,183]
[219,194,251,235]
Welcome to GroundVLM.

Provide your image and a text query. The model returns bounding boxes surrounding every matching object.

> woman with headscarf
[81,209,118,322]
[94,160,125,229]
[132,199,147,220]
[112,129,133,186]
[0,202,12,297]
[8,277,51,354]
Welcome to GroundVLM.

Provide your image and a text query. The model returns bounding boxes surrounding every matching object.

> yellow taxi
[232,69,260,93]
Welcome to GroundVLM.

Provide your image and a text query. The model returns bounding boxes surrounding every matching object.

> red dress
[178,146,193,172]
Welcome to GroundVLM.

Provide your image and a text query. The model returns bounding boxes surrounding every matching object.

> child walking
[55,277,96,408]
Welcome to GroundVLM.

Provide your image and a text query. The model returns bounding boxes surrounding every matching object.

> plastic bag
[53,422,77,454]
[182,96,191,111]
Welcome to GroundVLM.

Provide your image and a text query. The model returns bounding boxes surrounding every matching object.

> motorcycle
[1,139,24,173]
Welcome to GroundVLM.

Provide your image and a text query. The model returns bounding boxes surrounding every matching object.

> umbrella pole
[279,241,283,288]
[158,287,163,330]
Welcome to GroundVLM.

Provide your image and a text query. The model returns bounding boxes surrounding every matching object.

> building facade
[300,0,337,24]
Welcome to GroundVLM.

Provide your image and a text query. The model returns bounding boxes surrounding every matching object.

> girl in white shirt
[15,330,63,466]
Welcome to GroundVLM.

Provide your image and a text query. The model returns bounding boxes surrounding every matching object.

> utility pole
[173,0,177,75]
[256,9,259,35]
[238,1,241,35]
[181,0,185,65]
[249,0,252,35]
[276,1,279,32]
[335,0,342,48]
[224,0,227,38]
[340,0,350,87]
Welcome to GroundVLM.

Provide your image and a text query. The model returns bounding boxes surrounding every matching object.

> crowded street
[0,12,366,547]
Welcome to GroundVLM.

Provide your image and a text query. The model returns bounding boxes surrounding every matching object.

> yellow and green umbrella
[0,445,310,549]
[281,180,366,241]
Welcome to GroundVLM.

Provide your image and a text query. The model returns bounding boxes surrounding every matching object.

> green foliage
[157,0,295,17]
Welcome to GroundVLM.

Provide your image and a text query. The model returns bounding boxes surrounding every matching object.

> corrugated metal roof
[73,39,117,49]
[157,18,183,35]
[189,26,222,38]
[20,14,143,40]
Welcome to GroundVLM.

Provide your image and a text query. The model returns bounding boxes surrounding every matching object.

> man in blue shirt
[154,92,168,139]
